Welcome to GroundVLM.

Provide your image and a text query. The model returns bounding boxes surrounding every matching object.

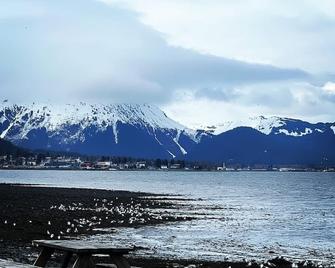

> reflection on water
[0,170,334,263]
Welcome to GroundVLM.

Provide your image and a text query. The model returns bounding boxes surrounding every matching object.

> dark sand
[0,184,320,268]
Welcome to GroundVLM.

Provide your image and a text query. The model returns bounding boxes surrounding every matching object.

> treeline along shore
[1,154,334,172]
[1,138,334,172]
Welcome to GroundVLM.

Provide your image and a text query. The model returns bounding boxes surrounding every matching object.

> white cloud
[104,0,335,73]
[323,82,335,95]
[163,80,335,127]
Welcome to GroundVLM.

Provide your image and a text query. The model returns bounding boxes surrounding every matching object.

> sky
[1,0,335,127]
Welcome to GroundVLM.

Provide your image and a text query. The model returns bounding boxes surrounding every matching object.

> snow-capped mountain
[202,116,335,136]
[0,101,203,158]
[1,101,334,165]
[187,116,335,165]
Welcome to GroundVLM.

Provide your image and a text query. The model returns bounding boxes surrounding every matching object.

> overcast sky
[1,0,335,127]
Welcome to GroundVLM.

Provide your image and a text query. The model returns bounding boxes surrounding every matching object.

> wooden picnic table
[32,240,133,268]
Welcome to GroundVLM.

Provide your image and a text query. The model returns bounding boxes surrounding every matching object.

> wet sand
[0,184,321,268]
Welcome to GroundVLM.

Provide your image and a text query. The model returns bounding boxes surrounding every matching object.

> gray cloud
[0,0,309,106]
[1,0,335,124]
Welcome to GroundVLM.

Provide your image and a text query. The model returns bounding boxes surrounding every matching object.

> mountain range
[1,101,334,165]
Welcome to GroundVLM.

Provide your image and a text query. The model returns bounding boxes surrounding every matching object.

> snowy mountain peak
[201,116,335,137]
[0,102,206,158]
[0,102,198,140]
[201,116,285,135]
[1,102,179,129]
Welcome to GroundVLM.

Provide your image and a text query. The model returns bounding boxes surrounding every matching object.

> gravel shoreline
[0,184,326,268]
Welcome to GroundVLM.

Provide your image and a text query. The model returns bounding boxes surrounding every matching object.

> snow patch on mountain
[0,121,15,139]
[331,126,335,135]
[112,122,119,144]
[278,128,312,137]
[203,116,285,135]
[167,150,176,158]
[173,130,188,155]
[153,132,163,146]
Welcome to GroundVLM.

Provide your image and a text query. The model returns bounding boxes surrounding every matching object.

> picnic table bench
[32,240,134,268]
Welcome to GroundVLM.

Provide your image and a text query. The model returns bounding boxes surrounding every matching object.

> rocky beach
[0,184,330,268]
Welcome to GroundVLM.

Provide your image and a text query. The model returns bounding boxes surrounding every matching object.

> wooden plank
[95,264,117,268]
[96,264,141,268]
[0,259,35,268]
[72,254,94,268]
[33,247,54,267]
[32,240,133,254]
[61,252,73,268]
[109,255,131,268]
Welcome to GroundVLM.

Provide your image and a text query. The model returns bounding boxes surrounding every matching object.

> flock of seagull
[2,196,188,240]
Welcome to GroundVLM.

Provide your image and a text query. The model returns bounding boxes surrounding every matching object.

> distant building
[80,161,94,170]
[136,161,146,169]
[95,161,111,170]
[170,163,181,169]
[217,162,226,171]
[26,160,37,166]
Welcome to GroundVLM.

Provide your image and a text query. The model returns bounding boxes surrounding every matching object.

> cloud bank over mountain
[1,0,334,126]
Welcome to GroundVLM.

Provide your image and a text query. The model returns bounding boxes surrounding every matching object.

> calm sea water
[0,170,334,263]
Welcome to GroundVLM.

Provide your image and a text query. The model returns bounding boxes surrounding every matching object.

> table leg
[61,252,73,268]
[72,254,94,268]
[34,247,55,267]
[109,255,131,268]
